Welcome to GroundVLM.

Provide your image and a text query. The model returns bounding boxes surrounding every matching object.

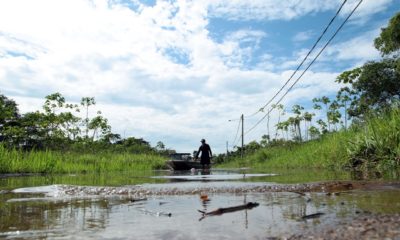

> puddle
[152,173,277,181]
[0,169,400,239]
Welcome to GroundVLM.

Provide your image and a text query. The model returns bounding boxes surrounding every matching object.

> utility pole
[241,114,244,159]
[226,141,229,156]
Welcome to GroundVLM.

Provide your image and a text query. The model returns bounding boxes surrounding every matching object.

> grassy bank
[0,145,167,174]
[218,108,400,171]
[218,131,351,170]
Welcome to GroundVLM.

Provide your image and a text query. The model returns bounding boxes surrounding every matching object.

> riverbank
[217,108,400,172]
[0,145,166,174]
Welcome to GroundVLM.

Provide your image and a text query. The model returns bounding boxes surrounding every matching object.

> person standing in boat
[195,139,212,170]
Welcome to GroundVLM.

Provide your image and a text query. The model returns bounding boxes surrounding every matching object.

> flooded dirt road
[0,169,399,239]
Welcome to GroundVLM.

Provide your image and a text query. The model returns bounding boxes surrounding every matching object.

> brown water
[0,169,399,239]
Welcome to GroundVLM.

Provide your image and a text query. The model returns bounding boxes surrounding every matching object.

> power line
[244,0,348,119]
[244,0,363,136]
[230,116,242,148]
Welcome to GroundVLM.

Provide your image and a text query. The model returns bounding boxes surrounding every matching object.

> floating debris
[130,198,147,203]
[198,202,259,221]
[139,209,172,217]
[301,212,325,220]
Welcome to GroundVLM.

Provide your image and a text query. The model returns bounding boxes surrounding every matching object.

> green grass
[0,145,167,174]
[218,108,400,172]
[347,108,400,171]
[219,131,351,170]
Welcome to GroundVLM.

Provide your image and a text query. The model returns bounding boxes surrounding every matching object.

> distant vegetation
[216,12,400,173]
[0,92,174,173]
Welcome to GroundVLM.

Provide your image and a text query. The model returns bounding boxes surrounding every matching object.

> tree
[101,133,121,144]
[245,140,261,153]
[156,141,165,151]
[336,12,400,118]
[291,105,304,141]
[308,126,320,140]
[313,96,331,131]
[336,86,353,129]
[276,122,288,140]
[260,134,270,147]
[374,12,400,57]
[316,119,328,134]
[273,104,285,140]
[336,59,400,117]
[116,137,153,153]
[328,100,342,131]
[42,93,67,144]
[59,112,81,140]
[19,111,48,149]
[81,97,96,138]
[0,94,20,145]
[303,112,314,141]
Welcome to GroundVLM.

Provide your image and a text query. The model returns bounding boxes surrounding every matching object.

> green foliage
[0,92,172,174]
[218,131,350,170]
[336,59,400,117]
[374,12,400,56]
[219,107,400,173]
[0,94,20,146]
[346,108,400,171]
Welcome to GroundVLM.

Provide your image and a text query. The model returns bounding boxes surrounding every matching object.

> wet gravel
[287,213,400,240]
[46,180,399,198]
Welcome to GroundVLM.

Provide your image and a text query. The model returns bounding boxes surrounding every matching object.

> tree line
[0,92,174,155]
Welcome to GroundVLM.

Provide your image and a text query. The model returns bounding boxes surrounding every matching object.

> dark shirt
[196,143,212,162]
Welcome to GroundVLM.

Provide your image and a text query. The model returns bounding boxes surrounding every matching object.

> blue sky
[0,0,399,153]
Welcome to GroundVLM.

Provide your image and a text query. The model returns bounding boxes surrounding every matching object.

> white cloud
[208,0,339,21]
[341,0,393,24]
[0,0,394,153]
[293,30,314,42]
[325,29,381,61]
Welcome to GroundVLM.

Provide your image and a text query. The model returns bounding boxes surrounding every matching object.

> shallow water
[0,169,399,239]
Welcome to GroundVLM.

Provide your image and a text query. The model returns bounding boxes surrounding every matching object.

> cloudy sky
[0,0,398,153]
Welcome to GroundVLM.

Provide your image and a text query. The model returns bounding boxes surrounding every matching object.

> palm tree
[81,97,96,139]
[272,104,284,140]
[316,119,328,134]
[328,100,342,131]
[308,126,320,140]
[292,105,304,141]
[303,112,315,141]
[313,96,331,131]
[337,87,352,129]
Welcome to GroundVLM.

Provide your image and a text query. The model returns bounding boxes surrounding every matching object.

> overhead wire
[230,116,242,148]
[244,0,348,119]
[244,0,363,136]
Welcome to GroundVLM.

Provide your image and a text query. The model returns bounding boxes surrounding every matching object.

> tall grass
[218,108,400,171]
[0,145,167,174]
[219,131,351,170]
[347,108,400,170]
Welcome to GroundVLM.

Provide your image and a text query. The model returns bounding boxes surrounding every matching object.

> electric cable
[244,0,348,119]
[230,117,242,148]
[244,0,363,136]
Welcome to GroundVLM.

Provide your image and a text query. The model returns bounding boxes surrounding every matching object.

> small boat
[167,153,203,170]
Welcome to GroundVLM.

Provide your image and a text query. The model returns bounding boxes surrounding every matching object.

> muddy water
[0,169,399,239]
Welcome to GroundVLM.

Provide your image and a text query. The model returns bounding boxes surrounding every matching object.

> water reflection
[1,188,400,239]
[0,169,400,239]
[153,170,276,182]
[0,196,114,238]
